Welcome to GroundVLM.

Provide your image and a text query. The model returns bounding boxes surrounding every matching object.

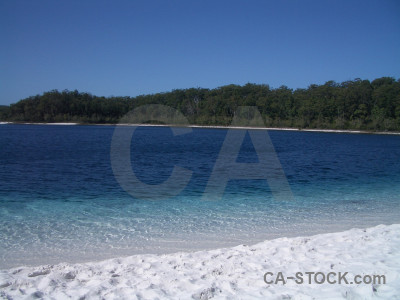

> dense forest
[1,77,400,131]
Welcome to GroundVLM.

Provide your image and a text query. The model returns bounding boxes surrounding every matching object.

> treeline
[1,77,400,130]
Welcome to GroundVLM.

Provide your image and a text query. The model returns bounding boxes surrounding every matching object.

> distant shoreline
[2,121,400,135]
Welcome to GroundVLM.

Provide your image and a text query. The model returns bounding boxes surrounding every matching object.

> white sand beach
[3,122,400,135]
[24,122,79,125]
[114,123,400,135]
[1,224,399,299]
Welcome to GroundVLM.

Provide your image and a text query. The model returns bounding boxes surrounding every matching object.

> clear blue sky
[1,0,399,105]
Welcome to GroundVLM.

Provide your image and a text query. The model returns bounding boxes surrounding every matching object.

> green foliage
[0,105,10,120]
[2,77,400,131]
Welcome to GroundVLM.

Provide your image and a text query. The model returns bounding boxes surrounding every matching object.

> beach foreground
[1,224,399,299]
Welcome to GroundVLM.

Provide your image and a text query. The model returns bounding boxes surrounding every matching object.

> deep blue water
[1,124,400,268]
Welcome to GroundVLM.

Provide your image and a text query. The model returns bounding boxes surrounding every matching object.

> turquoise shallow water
[0,124,399,268]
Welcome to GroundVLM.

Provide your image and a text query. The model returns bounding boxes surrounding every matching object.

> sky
[1,0,399,105]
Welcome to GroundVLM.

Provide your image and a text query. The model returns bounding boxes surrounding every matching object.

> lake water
[1,124,399,269]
